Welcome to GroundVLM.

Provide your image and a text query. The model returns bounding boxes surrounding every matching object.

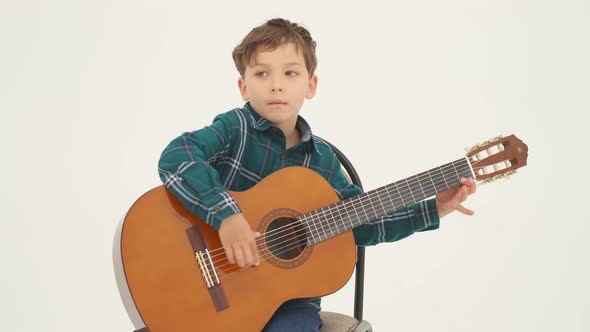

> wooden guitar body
[114,166,357,331]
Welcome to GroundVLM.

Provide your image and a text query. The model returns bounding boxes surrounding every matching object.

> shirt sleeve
[158,113,241,231]
[328,155,440,247]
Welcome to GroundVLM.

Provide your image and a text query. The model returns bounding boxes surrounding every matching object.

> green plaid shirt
[158,102,439,247]
[158,102,440,312]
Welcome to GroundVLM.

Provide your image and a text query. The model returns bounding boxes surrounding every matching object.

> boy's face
[238,42,318,132]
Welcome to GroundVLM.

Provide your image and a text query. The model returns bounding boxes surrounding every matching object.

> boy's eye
[255,71,268,78]
[286,71,298,77]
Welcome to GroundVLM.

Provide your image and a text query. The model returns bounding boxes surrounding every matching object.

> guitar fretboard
[300,158,474,245]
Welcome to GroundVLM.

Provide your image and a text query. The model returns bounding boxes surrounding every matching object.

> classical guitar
[113,135,528,331]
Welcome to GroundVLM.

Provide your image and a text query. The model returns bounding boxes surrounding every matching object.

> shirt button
[280,155,286,160]
[214,206,221,212]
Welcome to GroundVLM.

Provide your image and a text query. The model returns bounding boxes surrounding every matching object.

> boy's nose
[270,76,283,92]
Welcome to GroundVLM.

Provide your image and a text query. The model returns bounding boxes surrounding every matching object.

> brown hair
[232,18,317,77]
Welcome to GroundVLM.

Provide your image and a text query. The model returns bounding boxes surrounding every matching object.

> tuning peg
[483,170,517,183]
[467,135,505,154]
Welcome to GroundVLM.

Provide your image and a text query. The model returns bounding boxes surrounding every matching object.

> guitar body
[114,166,357,331]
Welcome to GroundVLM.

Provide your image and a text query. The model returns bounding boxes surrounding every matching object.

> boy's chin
[261,105,292,115]
[264,112,297,126]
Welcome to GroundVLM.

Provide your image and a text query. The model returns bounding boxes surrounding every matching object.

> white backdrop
[1,0,589,331]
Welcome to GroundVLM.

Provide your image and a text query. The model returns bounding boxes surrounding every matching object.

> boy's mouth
[268,100,288,106]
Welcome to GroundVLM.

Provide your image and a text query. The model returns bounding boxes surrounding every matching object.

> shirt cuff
[415,198,440,231]
[202,191,242,230]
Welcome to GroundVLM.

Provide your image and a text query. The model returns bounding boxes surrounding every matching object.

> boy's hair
[232,18,317,77]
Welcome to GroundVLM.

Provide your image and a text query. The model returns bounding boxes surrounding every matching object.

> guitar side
[114,167,357,331]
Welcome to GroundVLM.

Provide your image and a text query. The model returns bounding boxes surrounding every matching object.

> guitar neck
[302,157,475,246]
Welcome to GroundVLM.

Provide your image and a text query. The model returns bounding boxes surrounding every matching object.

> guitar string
[208,162,476,274]
[213,159,498,279]
[216,235,321,280]
[210,165,488,279]
[202,152,498,262]
[205,162,478,273]
[212,165,487,279]
[204,159,473,262]
[205,160,477,266]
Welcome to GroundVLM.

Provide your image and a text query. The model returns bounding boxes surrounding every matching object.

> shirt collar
[243,102,317,151]
[243,101,273,131]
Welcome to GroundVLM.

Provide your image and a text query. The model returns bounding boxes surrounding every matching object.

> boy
[158,18,476,332]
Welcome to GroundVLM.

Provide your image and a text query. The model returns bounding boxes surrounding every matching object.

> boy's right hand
[218,213,260,268]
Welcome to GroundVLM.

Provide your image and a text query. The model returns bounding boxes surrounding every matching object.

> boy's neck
[283,126,301,149]
[271,116,301,149]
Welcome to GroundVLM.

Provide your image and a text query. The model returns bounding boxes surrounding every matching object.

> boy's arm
[158,113,241,231]
[158,112,260,268]
[329,157,440,247]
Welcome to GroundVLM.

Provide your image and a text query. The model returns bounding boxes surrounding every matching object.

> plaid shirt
[158,102,439,247]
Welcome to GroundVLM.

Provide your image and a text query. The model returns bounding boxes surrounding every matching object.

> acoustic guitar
[113,134,528,331]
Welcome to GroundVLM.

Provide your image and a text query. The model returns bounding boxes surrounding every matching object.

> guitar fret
[335,203,347,234]
[414,175,427,200]
[444,162,459,186]
[398,179,413,206]
[343,201,355,230]
[313,212,323,243]
[431,167,447,192]
[352,196,364,229]
[306,216,313,244]
[322,207,331,241]
[451,160,461,181]
[438,166,450,188]
[384,185,397,212]
[375,187,388,216]
[459,158,474,178]
[391,181,405,207]
[405,178,416,203]
[311,210,321,244]
[302,213,314,246]
[410,176,425,202]
[368,193,379,220]
[359,197,371,226]
[418,171,436,198]
[344,199,357,229]
[326,207,335,238]
[342,200,354,229]
[305,158,474,245]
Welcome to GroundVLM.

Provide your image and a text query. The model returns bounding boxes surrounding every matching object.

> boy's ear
[305,75,318,99]
[238,77,249,101]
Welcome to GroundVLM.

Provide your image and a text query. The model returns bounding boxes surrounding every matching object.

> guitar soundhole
[259,208,313,269]
[266,217,308,260]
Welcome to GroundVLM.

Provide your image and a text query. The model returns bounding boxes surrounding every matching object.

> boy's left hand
[435,177,477,218]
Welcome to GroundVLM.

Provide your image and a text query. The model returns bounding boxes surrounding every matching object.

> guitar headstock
[466,134,528,182]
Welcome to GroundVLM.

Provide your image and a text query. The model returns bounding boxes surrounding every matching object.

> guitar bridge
[186,226,229,311]
[195,249,219,288]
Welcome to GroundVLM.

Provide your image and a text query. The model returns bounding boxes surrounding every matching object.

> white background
[1,0,589,331]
